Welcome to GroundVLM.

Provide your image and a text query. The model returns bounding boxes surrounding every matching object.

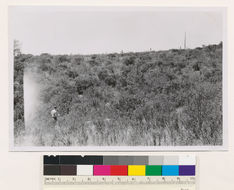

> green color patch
[146,165,162,176]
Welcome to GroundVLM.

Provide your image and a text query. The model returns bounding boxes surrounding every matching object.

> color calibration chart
[43,155,196,190]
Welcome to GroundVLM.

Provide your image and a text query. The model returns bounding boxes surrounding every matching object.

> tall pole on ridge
[184,32,187,49]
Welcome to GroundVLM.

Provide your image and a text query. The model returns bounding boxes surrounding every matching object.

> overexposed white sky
[9,7,224,55]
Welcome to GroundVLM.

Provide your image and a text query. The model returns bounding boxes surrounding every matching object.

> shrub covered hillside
[14,43,223,146]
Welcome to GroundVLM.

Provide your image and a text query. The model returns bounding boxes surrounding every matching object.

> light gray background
[9,6,222,55]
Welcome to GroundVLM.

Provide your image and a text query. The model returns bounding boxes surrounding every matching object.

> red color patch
[110,165,128,176]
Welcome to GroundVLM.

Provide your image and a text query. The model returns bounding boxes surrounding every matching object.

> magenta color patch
[93,165,111,176]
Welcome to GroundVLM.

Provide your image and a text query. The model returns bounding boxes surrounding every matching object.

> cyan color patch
[162,165,179,176]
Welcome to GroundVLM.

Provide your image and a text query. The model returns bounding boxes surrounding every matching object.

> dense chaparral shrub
[14,42,223,146]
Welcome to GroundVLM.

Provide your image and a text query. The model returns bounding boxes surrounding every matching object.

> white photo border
[9,6,228,151]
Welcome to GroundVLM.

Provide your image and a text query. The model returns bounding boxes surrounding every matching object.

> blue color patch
[162,165,179,176]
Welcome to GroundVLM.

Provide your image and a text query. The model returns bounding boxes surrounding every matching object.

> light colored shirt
[51,109,57,117]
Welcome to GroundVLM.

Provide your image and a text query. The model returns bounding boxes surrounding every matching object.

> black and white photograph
[9,7,226,151]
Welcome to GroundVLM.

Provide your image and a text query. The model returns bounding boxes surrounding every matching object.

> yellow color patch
[128,165,146,176]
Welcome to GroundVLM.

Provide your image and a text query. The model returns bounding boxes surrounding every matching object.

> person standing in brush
[51,106,59,122]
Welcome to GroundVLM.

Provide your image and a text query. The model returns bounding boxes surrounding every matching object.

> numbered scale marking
[44,176,196,185]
